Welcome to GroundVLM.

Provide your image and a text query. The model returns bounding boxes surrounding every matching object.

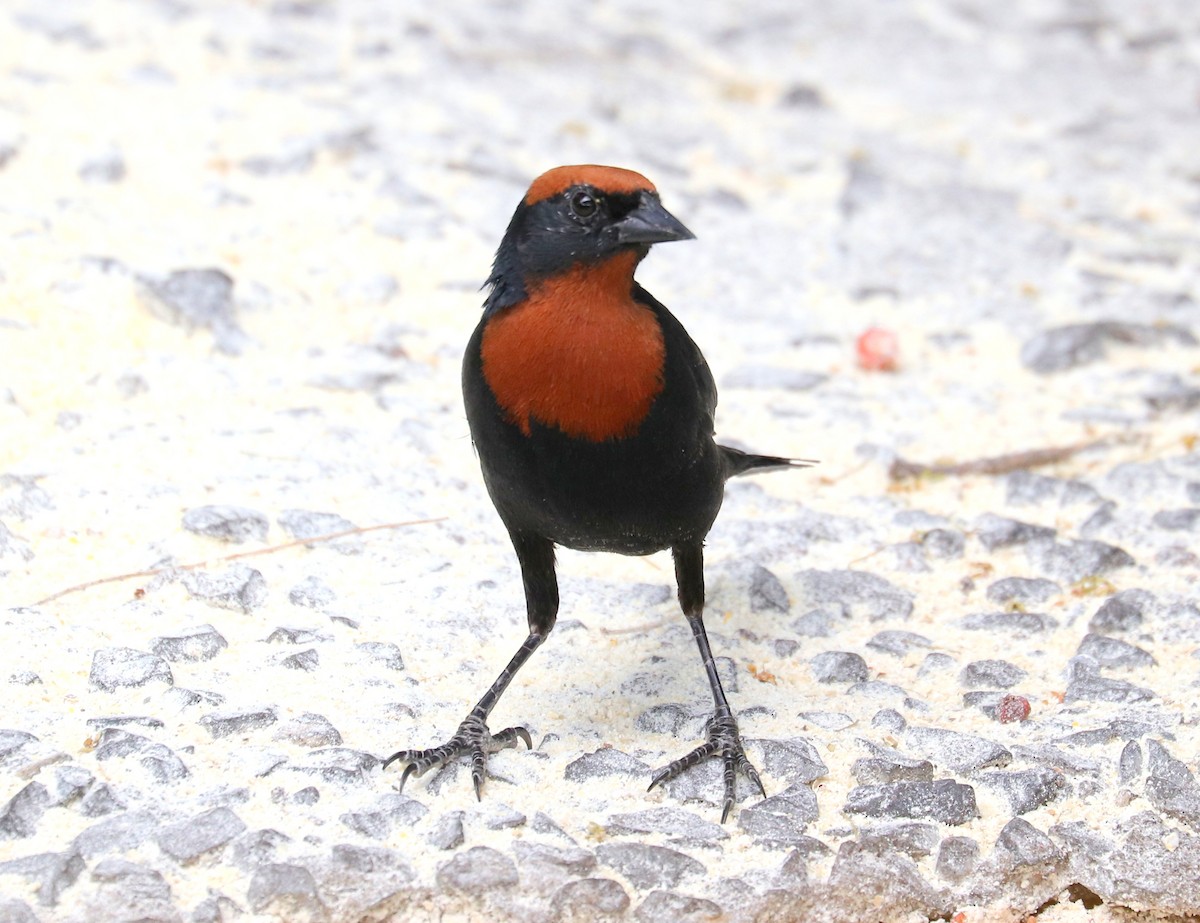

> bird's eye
[569,190,598,218]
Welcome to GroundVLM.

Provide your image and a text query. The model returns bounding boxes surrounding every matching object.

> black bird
[384,165,811,821]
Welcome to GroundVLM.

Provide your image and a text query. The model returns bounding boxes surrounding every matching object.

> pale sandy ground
[2,2,1199,922]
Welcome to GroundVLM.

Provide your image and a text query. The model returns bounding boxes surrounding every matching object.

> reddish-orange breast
[479,250,665,442]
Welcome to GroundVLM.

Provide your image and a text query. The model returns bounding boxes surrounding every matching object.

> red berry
[995,694,1031,723]
[856,326,899,372]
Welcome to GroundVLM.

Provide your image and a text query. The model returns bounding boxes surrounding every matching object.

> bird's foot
[647,708,765,823]
[382,710,532,800]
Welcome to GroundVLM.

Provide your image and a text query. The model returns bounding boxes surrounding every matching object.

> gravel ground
[2,1,1199,921]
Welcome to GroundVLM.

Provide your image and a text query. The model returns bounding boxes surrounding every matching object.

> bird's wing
[632,282,718,427]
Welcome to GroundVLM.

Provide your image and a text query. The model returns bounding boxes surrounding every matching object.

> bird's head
[483,165,694,314]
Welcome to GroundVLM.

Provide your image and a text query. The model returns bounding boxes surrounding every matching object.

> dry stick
[34,517,447,606]
[888,438,1111,482]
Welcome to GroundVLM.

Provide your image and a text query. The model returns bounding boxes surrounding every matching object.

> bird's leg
[384,532,557,800]
[648,543,766,823]
[383,631,543,799]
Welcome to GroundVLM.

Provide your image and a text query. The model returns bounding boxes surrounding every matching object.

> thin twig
[888,438,1110,482]
[34,517,446,606]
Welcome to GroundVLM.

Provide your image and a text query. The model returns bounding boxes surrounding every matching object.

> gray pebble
[595,842,705,889]
[266,626,329,645]
[1065,656,1155,704]
[151,625,228,663]
[341,793,428,839]
[1089,589,1156,633]
[181,565,267,613]
[74,811,157,858]
[246,862,322,915]
[810,651,868,684]
[797,711,854,731]
[960,611,1058,636]
[753,738,827,785]
[976,768,1067,814]
[826,841,951,920]
[0,782,49,838]
[749,565,790,613]
[273,712,342,747]
[89,648,173,691]
[229,828,290,871]
[789,609,834,637]
[47,765,93,807]
[870,709,907,733]
[277,509,362,554]
[552,877,630,918]
[1005,471,1101,508]
[280,649,319,671]
[436,845,518,894]
[1021,321,1196,374]
[1145,740,1200,831]
[793,569,914,622]
[865,630,930,657]
[282,747,379,784]
[958,659,1026,689]
[635,703,691,736]
[1118,740,1143,785]
[8,671,41,686]
[93,729,189,784]
[86,715,164,732]
[181,505,268,543]
[199,708,277,739]
[851,741,933,785]
[426,811,465,850]
[1076,633,1155,669]
[483,803,526,830]
[634,890,723,922]
[289,575,336,609]
[0,849,84,907]
[905,726,1011,772]
[994,817,1063,869]
[137,268,247,356]
[920,528,964,559]
[1152,508,1200,531]
[79,783,124,818]
[1025,538,1135,583]
[773,639,800,657]
[857,821,939,858]
[985,576,1061,606]
[935,835,979,882]
[157,807,246,862]
[190,894,242,923]
[291,787,319,805]
[916,653,956,678]
[564,748,649,782]
[844,779,978,825]
[0,899,39,923]
[974,513,1056,550]
[736,784,819,846]
[605,807,726,844]
[885,541,930,573]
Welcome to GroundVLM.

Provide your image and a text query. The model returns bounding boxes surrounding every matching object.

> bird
[383,164,812,822]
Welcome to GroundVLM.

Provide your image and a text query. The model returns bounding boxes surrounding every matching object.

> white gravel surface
[2,2,1199,921]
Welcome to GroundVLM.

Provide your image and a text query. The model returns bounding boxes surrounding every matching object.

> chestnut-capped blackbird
[384,165,811,822]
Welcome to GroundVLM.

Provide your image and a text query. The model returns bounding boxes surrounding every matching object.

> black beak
[613,194,696,245]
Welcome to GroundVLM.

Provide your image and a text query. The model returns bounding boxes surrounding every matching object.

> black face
[482,185,694,315]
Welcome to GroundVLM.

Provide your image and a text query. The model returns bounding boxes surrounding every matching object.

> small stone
[0,898,39,922]
[844,780,978,825]
[277,509,362,554]
[634,890,723,922]
[960,611,1058,636]
[959,659,1026,689]
[8,672,41,686]
[935,836,979,882]
[79,784,124,817]
[793,569,914,622]
[199,708,277,739]
[436,846,518,894]
[865,631,930,657]
[190,894,241,923]
[1118,741,1143,785]
[797,711,853,731]
[749,565,790,613]
[986,577,1060,606]
[273,713,342,748]
[827,842,951,919]
[994,817,1064,868]
[736,784,819,846]
[0,782,49,838]
[157,807,246,862]
[483,803,526,830]
[246,863,323,915]
[74,811,157,858]
[870,709,907,733]
[1089,589,1156,633]
[636,704,691,736]
[975,513,1056,550]
[266,626,329,645]
[595,843,705,889]
[994,694,1031,724]
[605,808,726,844]
[282,748,379,784]
[851,740,933,785]
[977,768,1067,814]
[89,648,173,691]
[1145,740,1200,832]
[426,812,465,850]
[917,653,956,678]
[1065,657,1154,704]
[1025,538,1135,583]
[137,268,247,355]
[181,505,268,543]
[1006,471,1101,507]
[289,576,336,609]
[291,787,320,805]
[355,641,404,671]
[280,649,319,671]
[753,738,828,785]
[1153,508,1200,531]
[1076,633,1155,669]
[229,829,290,871]
[905,726,1011,772]
[552,878,630,918]
[46,765,93,807]
[150,625,228,663]
[565,748,649,782]
[810,651,868,684]
[857,821,939,858]
[341,793,428,839]
[181,565,267,612]
[0,849,85,908]
[920,528,964,559]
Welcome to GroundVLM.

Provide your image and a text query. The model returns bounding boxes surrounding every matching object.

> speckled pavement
[2,2,1199,921]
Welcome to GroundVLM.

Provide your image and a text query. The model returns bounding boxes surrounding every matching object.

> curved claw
[493,725,534,751]
[649,713,769,823]
[397,762,417,794]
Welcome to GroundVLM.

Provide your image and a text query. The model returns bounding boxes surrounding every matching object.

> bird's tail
[719,445,817,478]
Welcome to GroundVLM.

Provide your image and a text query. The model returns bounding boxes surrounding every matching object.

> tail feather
[719,445,817,479]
